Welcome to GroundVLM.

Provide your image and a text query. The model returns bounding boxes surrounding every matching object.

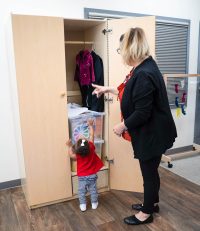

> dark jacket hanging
[89,51,104,112]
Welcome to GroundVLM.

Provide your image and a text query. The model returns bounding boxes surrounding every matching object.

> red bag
[122,130,132,142]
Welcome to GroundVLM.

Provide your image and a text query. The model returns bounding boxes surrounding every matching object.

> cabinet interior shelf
[67,91,81,97]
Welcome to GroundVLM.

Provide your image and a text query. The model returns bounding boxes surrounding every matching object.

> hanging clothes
[90,51,104,112]
[74,50,95,107]
[74,50,104,111]
[74,50,95,86]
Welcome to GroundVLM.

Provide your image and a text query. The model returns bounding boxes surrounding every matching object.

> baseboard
[165,145,193,155]
[0,179,21,190]
[170,150,200,160]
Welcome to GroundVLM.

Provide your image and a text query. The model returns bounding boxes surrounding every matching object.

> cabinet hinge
[105,156,114,164]
[104,96,113,103]
[102,28,112,35]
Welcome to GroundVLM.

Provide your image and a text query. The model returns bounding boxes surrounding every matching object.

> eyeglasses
[116,48,120,54]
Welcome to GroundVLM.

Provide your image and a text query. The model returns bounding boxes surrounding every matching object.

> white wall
[0,0,200,183]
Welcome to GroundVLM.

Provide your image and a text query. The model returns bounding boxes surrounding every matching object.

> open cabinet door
[12,15,72,207]
[108,16,155,192]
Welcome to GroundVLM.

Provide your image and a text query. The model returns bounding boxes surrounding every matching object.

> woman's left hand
[113,122,127,136]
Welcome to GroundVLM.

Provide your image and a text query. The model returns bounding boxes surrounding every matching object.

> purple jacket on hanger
[74,50,95,86]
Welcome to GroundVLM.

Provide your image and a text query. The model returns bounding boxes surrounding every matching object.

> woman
[92,27,177,225]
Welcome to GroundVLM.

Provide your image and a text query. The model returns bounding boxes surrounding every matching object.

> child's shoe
[92,202,98,209]
[80,204,86,212]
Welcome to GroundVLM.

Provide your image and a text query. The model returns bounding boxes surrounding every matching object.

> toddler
[66,119,104,211]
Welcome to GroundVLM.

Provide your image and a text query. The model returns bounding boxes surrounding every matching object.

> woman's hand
[92,84,109,98]
[113,122,127,136]
[92,84,118,97]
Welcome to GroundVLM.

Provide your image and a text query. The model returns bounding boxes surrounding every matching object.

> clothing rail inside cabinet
[64,40,96,52]
[65,41,94,45]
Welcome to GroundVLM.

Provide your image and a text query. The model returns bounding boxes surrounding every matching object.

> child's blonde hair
[119,27,150,65]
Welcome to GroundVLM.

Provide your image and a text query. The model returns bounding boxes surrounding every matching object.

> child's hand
[66,139,72,147]
[78,135,86,140]
[87,119,94,142]
[87,118,94,127]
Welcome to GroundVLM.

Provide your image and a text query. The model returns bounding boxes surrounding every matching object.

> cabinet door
[108,16,155,192]
[12,15,72,207]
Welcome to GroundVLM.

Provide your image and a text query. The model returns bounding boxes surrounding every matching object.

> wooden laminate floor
[0,167,200,231]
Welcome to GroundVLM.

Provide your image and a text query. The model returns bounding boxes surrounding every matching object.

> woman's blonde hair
[119,27,150,65]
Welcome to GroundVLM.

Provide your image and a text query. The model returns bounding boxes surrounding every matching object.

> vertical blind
[155,21,189,106]
[156,21,189,74]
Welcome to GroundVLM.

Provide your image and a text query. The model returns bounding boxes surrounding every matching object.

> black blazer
[122,56,177,161]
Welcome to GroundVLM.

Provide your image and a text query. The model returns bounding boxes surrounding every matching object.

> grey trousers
[78,174,98,204]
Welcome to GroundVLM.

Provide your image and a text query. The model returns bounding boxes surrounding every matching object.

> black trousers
[139,155,162,214]
[79,85,91,108]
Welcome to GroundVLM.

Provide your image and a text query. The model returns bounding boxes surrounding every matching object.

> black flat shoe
[124,214,153,225]
[132,204,159,213]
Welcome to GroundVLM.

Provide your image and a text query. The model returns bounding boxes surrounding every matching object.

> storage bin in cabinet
[68,111,105,143]
[72,168,109,195]
[94,140,104,159]
[71,139,104,172]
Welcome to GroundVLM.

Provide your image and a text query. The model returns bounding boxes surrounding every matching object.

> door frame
[194,22,200,145]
